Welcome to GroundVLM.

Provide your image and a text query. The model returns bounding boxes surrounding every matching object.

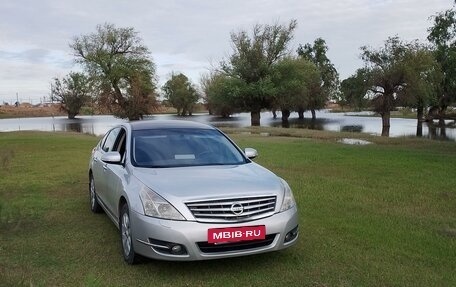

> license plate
[207,225,266,243]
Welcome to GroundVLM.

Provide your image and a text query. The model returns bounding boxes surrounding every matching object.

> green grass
[1,131,455,286]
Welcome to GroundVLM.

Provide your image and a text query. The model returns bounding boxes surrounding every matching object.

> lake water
[0,110,455,141]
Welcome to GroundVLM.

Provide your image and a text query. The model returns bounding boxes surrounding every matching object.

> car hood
[132,162,284,202]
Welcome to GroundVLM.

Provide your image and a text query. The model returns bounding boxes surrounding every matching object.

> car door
[103,128,127,218]
[94,127,121,210]
[91,132,109,199]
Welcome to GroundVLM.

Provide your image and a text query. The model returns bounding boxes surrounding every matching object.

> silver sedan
[88,120,298,263]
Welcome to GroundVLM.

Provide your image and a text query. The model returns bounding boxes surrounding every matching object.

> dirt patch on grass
[439,226,456,238]
[439,191,454,200]
[0,149,15,170]
[0,202,38,233]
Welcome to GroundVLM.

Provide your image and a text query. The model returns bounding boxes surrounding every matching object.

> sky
[0,0,454,104]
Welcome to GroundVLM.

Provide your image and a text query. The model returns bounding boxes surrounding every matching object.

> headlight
[279,178,296,212]
[139,186,186,220]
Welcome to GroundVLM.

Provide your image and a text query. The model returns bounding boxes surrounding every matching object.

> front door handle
[103,164,108,171]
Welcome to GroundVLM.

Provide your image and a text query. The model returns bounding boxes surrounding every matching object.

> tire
[89,174,102,213]
[120,204,138,264]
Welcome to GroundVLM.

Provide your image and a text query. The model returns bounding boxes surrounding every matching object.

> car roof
[127,120,216,131]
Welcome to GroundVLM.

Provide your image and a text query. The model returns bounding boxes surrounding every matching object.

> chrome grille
[186,196,277,223]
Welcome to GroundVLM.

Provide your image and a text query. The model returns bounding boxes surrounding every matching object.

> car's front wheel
[120,203,138,264]
[89,174,102,213]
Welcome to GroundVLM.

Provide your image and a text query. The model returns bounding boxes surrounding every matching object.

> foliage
[360,36,410,136]
[399,43,443,120]
[340,68,370,111]
[70,23,156,120]
[428,7,456,109]
[51,72,92,119]
[271,57,320,120]
[200,72,242,117]
[356,36,445,135]
[222,20,297,125]
[162,73,199,116]
[297,38,339,104]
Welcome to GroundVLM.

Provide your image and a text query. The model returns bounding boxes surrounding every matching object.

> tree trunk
[298,108,305,120]
[416,121,423,137]
[417,106,424,122]
[311,109,316,120]
[381,111,391,137]
[440,126,447,139]
[438,118,445,127]
[428,122,437,139]
[68,112,77,119]
[251,110,261,126]
[416,106,424,137]
[281,109,290,128]
[272,110,277,119]
[281,109,290,122]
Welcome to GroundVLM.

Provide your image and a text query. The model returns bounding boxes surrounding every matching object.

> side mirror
[244,148,258,159]
[101,152,122,164]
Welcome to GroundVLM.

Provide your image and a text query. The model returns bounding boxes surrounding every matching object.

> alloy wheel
[121,212,132,256]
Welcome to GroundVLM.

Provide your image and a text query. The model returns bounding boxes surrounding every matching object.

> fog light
[148,238,188,255]
[171,244,183,254]
[284,225,298,243]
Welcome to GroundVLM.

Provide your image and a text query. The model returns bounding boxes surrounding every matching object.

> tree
[222,20,297,126]
[51,72,91,119]
[340,68,370,111]
[297,38,339,119]
[360,37,409,136]
[360,37,441,136]
[399,43,443,123]
[428,6,456,118]
[162,73,199,116]
[200,72,242,117]
[271,57,320,122]
[70,23,156,120]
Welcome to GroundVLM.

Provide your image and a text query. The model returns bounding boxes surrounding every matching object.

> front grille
[186,196,277,223]
[197,234,276,253]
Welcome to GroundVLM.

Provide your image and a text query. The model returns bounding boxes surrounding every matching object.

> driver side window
[102,128,120,152]
[113,128,127,162]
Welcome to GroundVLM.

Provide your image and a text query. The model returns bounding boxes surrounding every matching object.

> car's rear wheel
[120,204,138,264]
[89,174,102,213]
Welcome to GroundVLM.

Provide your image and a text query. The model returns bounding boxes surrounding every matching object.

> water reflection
[427,121,453,141]
[0,111,455,141]
[270,118,326,130]
[341,125,364,133]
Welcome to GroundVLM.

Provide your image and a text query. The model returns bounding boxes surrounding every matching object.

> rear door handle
[103,164,108,171]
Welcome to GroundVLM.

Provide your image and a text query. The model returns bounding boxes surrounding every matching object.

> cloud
[0,0,453,102]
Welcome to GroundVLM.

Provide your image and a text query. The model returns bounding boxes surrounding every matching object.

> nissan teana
[88,120,298,263]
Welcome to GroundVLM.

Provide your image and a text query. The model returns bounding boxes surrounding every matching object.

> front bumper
[130,206,299,261]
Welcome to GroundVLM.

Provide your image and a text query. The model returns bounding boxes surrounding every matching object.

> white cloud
[0,0,453,103]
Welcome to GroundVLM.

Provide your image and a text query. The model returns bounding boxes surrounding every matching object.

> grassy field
[1,131,455,286]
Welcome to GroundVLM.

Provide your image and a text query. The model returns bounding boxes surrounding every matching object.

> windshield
[131,128,248,168]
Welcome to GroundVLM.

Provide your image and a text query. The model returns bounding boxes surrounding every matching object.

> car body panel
[88,120,298,261]
[131,163,284,220]
[130,206,298,261]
